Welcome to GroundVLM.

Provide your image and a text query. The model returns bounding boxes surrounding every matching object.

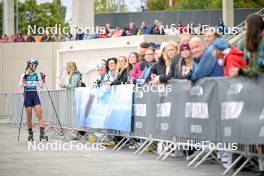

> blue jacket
[75,33,84,40]
[190,47,224,82]
[136,64,153,83]
[256,38,264,68]
[140,26,150,34]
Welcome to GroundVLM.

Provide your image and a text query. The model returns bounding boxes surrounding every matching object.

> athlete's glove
[23,74,29,80]
[40,72,46,80]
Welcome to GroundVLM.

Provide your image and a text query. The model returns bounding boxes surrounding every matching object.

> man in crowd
[188,37,224,83]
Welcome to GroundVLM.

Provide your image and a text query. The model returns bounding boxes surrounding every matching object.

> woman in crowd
[175,42,193,79]
[95,59,107,87]
[102,57,118,86]
[130,42,151,83]
[203,28,222,46]
[64,32,75,41]
[179,34,192,44]
[99,27,108,38]
[150,19,165,35]
[60,61,82,89]
[60,61,85,140]
[149,41,178,84]
[127,52,140,81]
[1,34,9,43]
[230,13,264,77]
[14,32,25,42]
[154,49,162,62]
[111,56,128,85]
[26,32,36,42]
[136,48,156,84]
[112,26,122,37]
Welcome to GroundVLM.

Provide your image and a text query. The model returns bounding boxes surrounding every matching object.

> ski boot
[39,127,48,142]
[28,128,34,142]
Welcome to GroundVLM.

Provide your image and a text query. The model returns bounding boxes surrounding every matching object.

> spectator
[83,29,93,40]
[204,28,221,46]
[111,56,128,85]
[179,34,192,44]
[136,48,156,84]
[112,26,122,37]
[47,33,55,42]
[139,21,150,35]
[188,23,195,35]
[130,42,151,83]
[138,42,151,61]
[40,31,54,42]
[154,49,162,62]
[64,32,75,41]
[75,28,84,40]
[211,38,247,76]
[230,14,264,77]
[122,22,138,36]
[197,23,204,35]
[92,26,100,39]
[176,21,188,34]
[99,27,108,38]
[149,41,178,84]
[26,32,36,42]
[188,37,224,83]
[95,59,107,87]
[216,18,228,35]
[60,61,82,89]
[105,23,112,37]
[150,19,165,35]
[1,34,10,43]
[102,57,118,86]
[53,33,64,42]
[176,42,193,79]
[14,32,25,42]
[109,29,115,37]
[129,22,139,35]
[167,27,179,36]
[40,32,48,42]
[127,52,140,81]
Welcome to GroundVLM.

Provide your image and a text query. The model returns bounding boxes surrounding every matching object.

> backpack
[80,81,86,87]
[79,73,86,87]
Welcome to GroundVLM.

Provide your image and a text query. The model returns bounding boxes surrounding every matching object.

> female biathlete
[19,58,48,141]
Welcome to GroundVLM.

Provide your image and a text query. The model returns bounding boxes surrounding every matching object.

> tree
[146,0,264,10]
[17,0,68,34]
[175,0,264,10]
[234,0,264,8]
[174,0,215,10]
[94,0,128,13]
[146,0,168,11]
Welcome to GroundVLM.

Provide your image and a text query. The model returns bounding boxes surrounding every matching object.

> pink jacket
[130,62,143,81]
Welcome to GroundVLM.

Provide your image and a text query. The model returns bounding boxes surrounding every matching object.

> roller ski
[28,128,34,142]
[39,127,48,142]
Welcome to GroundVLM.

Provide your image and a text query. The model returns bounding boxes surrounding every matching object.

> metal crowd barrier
[0,93,11,119]
[3,89,264,176]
